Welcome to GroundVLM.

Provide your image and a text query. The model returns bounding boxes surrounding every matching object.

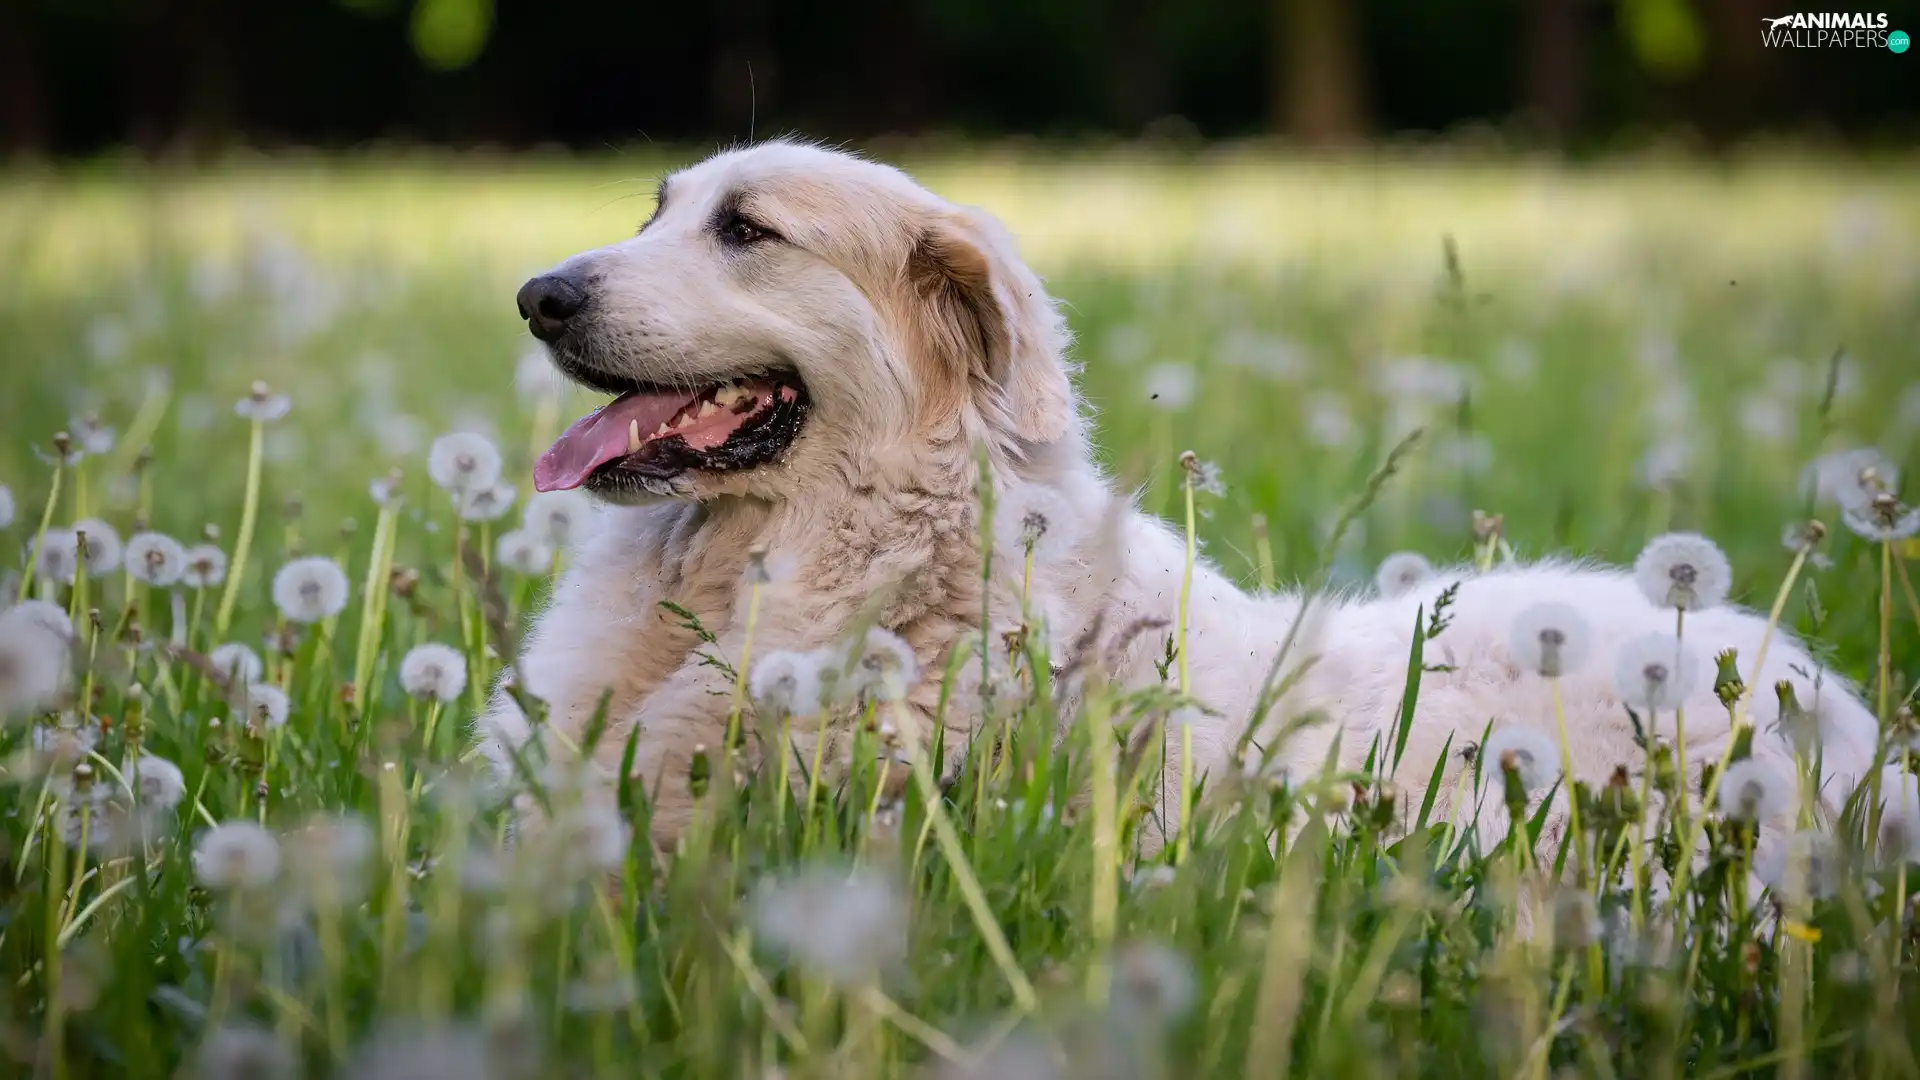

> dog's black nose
[516,273,587,342]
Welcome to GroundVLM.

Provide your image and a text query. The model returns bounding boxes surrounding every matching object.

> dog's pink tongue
[534,391,692,492]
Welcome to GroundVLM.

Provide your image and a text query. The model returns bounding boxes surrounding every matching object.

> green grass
[0,145,1917,1079]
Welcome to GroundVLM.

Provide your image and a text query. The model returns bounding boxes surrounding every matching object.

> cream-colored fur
[480,140,1887,863]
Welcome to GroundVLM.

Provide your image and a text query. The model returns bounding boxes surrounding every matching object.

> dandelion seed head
[1374,552,1434,600]
[1304,393,1355,449]
[0,616,67,715]
[399,643,467,703]
[494,528,554,576]
[1756,829,1841,904]
[31,718,95,765]
[1801,447,1898,513]
[839,626,919,703]
[0,484,14,530]
[427,432,503,494]
[182,543,228,588]
[124,531,187,587]
[2,599,74,643]
[1635,438,1693,490]
[1508,601,1593,678]
[995,483,1080,566]
[1841,496,1920,543]
[70,413,116,456]
[369,470,404,506]
[234,382,293,423]
[1481,726,1563,794]
[209,642,264,685]
[128,753,187,810]
[340,1022,497,1080]
[70,519,122,577]
[1613,632,1701,713]
[521,489,592,548]
[240,682,290,732]
[748,650,827,718]
[749,864,908,986]
[271,556,349,623]
[1143,363,1196,410]
[1716,759,1794,823]
[186,1024,300,1080]
[1111,939,1198,1024]
[192,820,283,891]
[283,813,377,907]
[1633,532,1732,612]
[456,481,517,523]
[31,530,81,584]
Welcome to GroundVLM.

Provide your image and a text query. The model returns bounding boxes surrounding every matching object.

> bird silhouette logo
[1762,15,1797,28]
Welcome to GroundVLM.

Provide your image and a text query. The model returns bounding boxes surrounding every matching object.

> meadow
[0,143,1917,1079]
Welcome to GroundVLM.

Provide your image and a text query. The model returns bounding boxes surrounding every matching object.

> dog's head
[518,140,1078,504]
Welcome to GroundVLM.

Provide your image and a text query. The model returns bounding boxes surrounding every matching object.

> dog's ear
[906,208,1075,451]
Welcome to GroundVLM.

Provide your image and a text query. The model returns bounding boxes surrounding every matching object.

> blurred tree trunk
[1520,0,1587,136]
[0,3,47,155]
[1273,0,1368,145]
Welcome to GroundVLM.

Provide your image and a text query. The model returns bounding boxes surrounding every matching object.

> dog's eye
[721,215,772,246]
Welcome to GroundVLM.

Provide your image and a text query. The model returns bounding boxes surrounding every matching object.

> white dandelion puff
[749,864,908,986]
[368,471,404,506]
[127,753,187,810]
[1304,394,1355,449]
[192,820,283,891]
[239,682,290,732]
[1143,363,1196,410]
[1842,498,1920,543]
[1481,727,1563,794]
[995,483,1079,566]
[0,618,68,715]
[1633,532,1732,612]
[186,1024,300,1080]
[2,599,74,642]
[427,432,503,494]
[521,489,592,548]
[1508,601,1593,678]
[181,543,228,588]
[32,530,81,584]
[208,642,264,685]
[32,719,96,763]
[1715,759,1794,823]
[456,481,517,523]
[271,556,349,623]
[1111,940,1198,1025]
[71,519,122,577]
[70,413,116,456]
[1613,632,1701,713]
[399,643,468,703]
[283,813,377,907]
[494,528,553,576]
[340,1022,495,1080]
[1374,552,1434,600]
[1800,448,1897,512]
[0,484,14,530]
[748,650,827,718]
[124,531,188,587]
[233,382,293,423]
[838,626,919,703]
[515,347,563,398]
[1756,829,1840,904]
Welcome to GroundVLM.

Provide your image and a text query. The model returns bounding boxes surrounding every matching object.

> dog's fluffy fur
[482,140,1889,859]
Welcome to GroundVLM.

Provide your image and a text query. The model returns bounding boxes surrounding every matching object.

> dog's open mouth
[533,373,810,493]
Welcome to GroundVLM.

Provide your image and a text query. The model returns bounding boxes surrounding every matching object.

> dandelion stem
[725,577,763,752]
[19,459,63,604]
[214,417,265,639]
[1878,540,1892,723]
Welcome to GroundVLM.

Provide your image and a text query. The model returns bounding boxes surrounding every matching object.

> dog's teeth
[697,400,719,418]
[713,385,741,406]
[627,419,642,453]
[654,422,671,437]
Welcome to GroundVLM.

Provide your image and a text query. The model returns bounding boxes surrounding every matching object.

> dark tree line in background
[3,0,1916,157]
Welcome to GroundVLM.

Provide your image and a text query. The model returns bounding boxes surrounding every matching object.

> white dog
[481,139,1887,860]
